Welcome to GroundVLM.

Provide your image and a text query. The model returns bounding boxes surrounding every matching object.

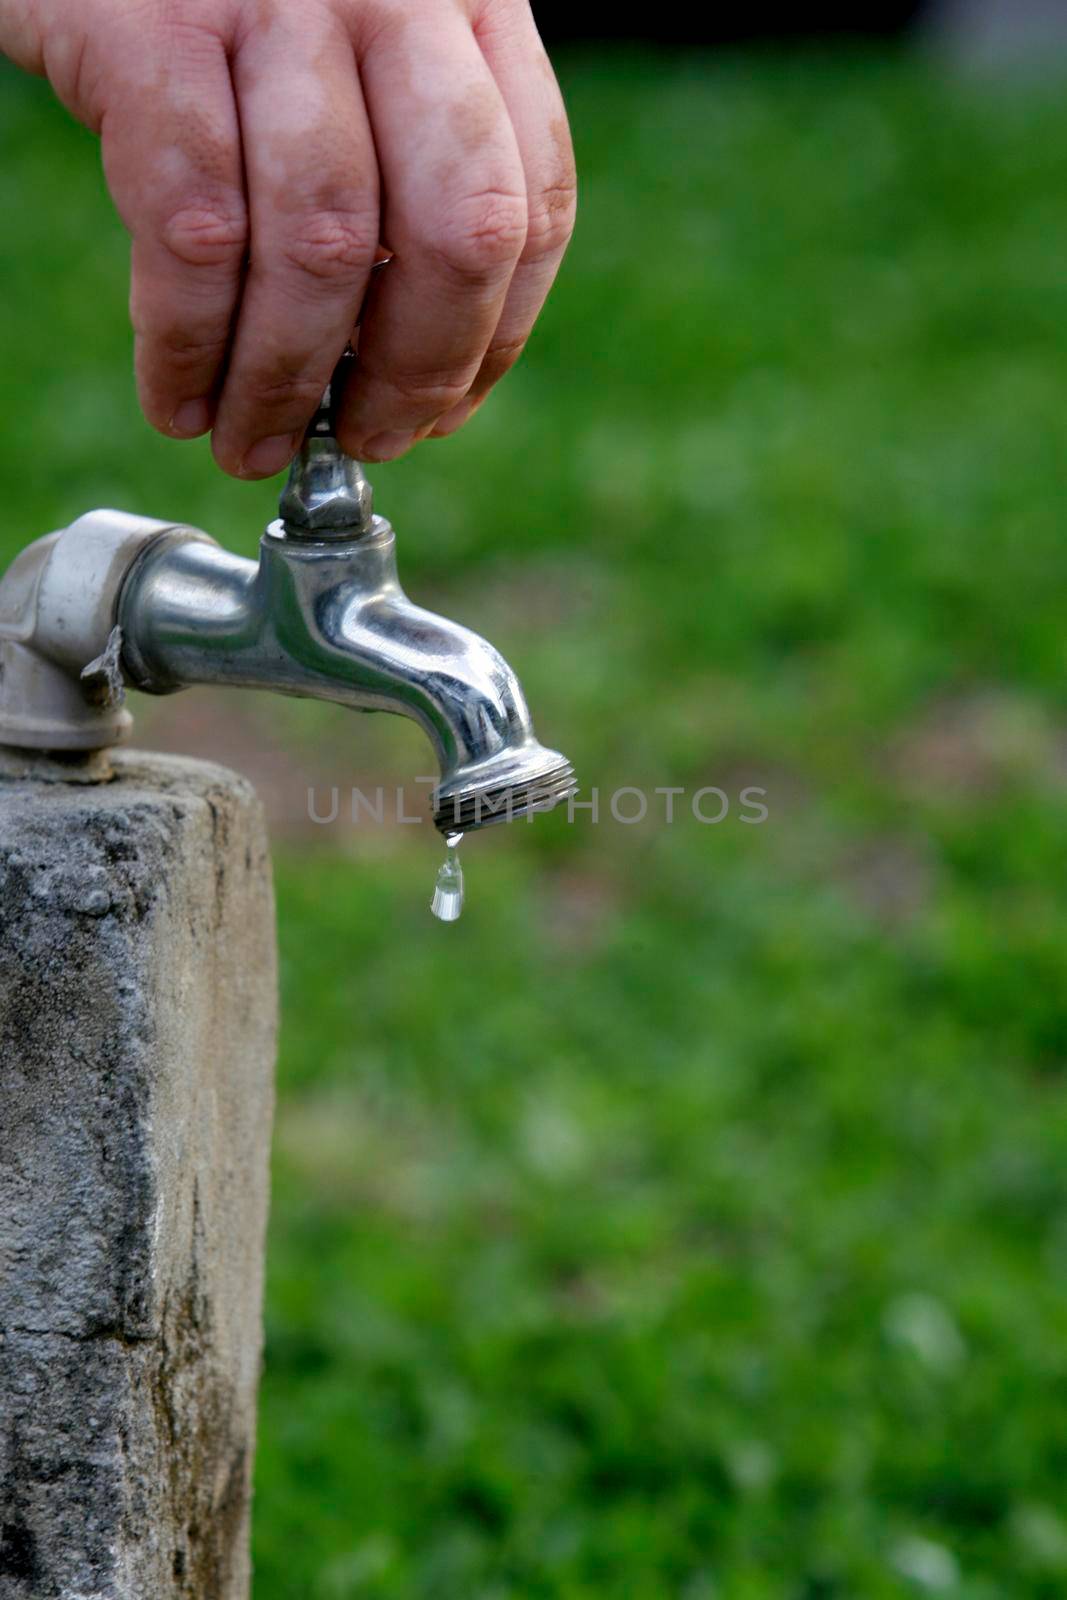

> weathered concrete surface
[0,751,277,1599]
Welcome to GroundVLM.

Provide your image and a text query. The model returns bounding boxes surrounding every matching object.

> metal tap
[0,387,575,833]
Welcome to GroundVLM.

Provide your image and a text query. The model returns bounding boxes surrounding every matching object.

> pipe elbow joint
[0,511,188,752]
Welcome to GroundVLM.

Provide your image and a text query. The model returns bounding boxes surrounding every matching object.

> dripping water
[431,830,464,922]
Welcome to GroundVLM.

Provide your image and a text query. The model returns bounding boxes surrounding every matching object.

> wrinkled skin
[0,0,576,474]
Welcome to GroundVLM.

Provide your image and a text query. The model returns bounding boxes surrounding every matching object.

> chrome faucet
[0,382,575,832]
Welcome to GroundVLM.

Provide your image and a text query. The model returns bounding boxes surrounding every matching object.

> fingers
[210,11,380,477]
[98,1,572,471]
[430,1,576,439]
[100,23,246,442]
[336,7,528,462]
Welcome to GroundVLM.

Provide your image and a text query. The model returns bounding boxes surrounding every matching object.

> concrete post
[0,750,277,1600]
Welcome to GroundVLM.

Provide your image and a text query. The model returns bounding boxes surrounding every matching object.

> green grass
[5,43,1067,1599]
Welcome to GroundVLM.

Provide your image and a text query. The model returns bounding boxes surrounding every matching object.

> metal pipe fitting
[0,430,575,833]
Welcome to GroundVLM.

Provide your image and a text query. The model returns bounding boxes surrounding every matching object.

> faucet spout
[118,513,575,831]
[0,417,575,832]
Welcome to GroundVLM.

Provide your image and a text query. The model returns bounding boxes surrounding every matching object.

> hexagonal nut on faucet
[278,436,374,539]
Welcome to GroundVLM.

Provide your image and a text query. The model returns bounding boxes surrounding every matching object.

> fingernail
[240,433,298,478]
[169,398,211,438]
[429,401,475,440]
[361,430,416,463]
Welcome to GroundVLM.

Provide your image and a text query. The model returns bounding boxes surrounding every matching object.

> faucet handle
[277,352,374,539]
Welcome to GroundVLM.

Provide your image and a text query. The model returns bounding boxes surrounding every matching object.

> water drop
[431,831,464,922]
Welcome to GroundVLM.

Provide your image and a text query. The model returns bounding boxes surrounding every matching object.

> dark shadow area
[532,0,927,47]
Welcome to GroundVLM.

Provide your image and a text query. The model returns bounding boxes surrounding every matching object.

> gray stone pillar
[0,751,277,1600]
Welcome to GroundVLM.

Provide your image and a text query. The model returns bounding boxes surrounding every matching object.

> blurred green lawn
[6,43,1067,1600]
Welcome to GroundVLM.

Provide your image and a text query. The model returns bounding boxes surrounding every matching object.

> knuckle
[243,368,327,414]
[362,364,476,419]
[156,195,249,271]
[280,207,379,284]
[389,371,473,415]
[425,189,529,284]
[481,334,526,378]
[523,176,577,265]
[148,326,231,373]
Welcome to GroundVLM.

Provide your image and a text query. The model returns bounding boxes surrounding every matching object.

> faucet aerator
[433,750,577,834]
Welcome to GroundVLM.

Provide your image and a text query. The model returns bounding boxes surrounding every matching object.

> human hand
[1,0,576,475]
